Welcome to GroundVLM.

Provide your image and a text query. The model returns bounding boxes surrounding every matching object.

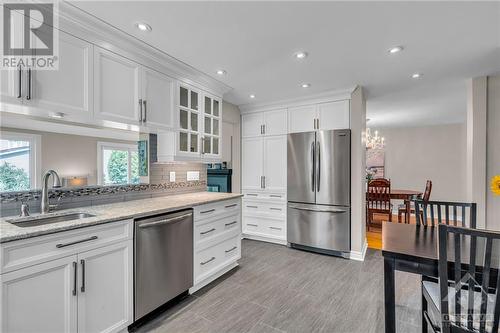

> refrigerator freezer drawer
[287,203,350,253]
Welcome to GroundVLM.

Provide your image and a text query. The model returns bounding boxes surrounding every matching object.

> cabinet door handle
[225,221,237,227]
[260,125,263,135]
[200,257,215,265]
[263,176,266,189]
[17,65,22,98]
[260,176,264,189]
[72,261,77,296]
[143,100,147,123]
[263,124,266,134]
[200,228,216,235]
[200,208,215,214]
[56,236,98,248]
[225,246,237,253]
[138,99,143,122]
[80,259,85,292]
[26,68,32,100]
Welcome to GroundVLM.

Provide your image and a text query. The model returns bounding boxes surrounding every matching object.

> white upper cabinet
[141,67,175,129]
[202,93,222,159]
[242,137,264,191]
[263,109,287,136]
[94,47,141,124]
[263,135,287,191]
[241,108,286,137]
[177,84,201,157]
[77,242,133,333]
[317,100,350,130]
[288,105,317,133]
[0,256,77,333]
[242,113,263,137]
[30,31,93,121]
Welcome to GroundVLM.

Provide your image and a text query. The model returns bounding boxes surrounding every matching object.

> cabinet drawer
[1,220,132,274]
[194,214,240,248]
[243,201,285,218]
[243,192,285,202]
[194,235,240,284]
[194,199,241,222]
[243,216,286,239]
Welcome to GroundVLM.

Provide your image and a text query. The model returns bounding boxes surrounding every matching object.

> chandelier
[365,128,385,149]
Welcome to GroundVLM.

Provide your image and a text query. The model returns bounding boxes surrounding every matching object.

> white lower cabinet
[0,256,78,333]
[0,220,133,333]
[191,198,242,293]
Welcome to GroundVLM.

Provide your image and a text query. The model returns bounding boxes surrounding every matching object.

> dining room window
[0,131,41,191]
[97,142,139,185]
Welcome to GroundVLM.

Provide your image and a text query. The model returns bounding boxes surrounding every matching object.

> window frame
[97,141,138,186]
[0,131,41,190]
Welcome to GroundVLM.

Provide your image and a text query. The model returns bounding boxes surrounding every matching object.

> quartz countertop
[0,192,242,243]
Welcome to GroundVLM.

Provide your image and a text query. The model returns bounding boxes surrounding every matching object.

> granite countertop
[0,192,243,243]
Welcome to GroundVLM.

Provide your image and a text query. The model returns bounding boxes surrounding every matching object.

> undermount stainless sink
[6,212,96,228]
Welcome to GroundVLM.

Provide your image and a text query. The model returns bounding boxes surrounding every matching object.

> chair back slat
[437,224,500,333]
[414,200,477,229]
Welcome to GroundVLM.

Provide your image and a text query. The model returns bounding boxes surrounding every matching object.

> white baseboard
[349,239,368,261]
[242,233,287,245]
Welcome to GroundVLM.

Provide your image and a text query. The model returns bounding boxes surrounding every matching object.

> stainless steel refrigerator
[287,129,350,257]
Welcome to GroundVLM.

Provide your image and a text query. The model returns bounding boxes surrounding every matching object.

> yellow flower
[492,175,500,196]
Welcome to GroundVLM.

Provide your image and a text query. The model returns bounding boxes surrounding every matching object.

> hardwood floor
[367,213,419,250]
[134,239,421,333]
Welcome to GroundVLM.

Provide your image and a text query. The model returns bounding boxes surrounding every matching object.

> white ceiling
[69,1,500,127]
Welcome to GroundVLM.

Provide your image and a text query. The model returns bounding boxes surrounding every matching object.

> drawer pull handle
[56,236,98,248]
[225,246,237,253]
[270,227,282,231]
[246,205,258,209]
[270,208,282,211]
[200,209,215,214]
[246,194,258,197]
[270,195,282,198]
[225,203,238,208]
[247,223,258,227]
[225,221,237,227]
[200,257,216,265]
[200,228,216,235]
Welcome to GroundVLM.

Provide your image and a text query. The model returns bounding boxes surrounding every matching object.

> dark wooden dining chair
[397,180,432,223]
[366,178,392,230]
[414,199,477,229]
[421,224,500,333]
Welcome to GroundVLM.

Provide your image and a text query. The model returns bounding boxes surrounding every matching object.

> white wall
[373,123,467,202]
[222,101,241,193]
[487,75,500,230]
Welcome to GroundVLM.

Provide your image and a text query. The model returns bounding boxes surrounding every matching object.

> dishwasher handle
[138,212,192,229]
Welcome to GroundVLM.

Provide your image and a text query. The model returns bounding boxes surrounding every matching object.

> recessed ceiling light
[216,69,226,75]
[388,46,404,54]
[135,22,152,32]
[411,73,422,79]
[294,51,308,59]
[301,83,311,88]
[249,94,256,99]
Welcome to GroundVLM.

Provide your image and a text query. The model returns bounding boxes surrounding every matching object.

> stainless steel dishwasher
[134,209,193,321]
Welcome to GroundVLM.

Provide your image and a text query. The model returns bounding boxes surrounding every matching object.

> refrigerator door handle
[288,205,347,214]
[316,141,321,192]
[311,141,315,192]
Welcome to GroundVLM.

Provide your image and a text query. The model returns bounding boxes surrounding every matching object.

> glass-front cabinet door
[201,94,221,159]
[178,84,200,156]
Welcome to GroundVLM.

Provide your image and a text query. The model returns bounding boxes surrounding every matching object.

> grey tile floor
[135,239,421,333]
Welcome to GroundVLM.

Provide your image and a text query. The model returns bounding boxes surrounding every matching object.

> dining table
[389,189,423,223]
[381,222,500,333]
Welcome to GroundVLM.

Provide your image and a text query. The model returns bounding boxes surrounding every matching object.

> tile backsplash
[0,162,207,217]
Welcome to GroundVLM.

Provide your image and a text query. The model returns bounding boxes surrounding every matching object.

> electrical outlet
[186,171,200,181]
[169,171,176,182]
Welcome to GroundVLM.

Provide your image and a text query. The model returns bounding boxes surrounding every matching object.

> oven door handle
[138,213,192,228]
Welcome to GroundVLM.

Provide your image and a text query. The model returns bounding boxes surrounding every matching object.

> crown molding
[239,86,357,114]
[56,2,232,97]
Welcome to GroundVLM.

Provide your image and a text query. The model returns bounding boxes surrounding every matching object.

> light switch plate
[187,171,200,181]
[169,171,176,182]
